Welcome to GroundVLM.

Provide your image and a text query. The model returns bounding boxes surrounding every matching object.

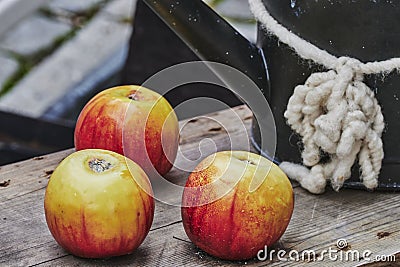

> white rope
[248,0,393,194]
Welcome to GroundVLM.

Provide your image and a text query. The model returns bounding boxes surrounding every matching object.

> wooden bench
[1,105,399,266]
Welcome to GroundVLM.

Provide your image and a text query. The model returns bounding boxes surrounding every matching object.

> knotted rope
[248,0,400,194]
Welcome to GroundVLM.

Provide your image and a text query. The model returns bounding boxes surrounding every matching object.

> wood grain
[0,105,399,266]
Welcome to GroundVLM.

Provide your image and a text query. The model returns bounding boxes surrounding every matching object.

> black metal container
[251,0,400,189]
[0,111,74,165]
[140,0,400,190]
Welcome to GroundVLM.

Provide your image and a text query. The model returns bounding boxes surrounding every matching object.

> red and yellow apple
[44,149,155,258]
[74,85,179,176]
[181,151,294,261]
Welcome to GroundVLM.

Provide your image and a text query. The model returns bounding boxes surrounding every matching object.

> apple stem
[88,158,113,173]
[128,93,139,101]
[243,159,256,166]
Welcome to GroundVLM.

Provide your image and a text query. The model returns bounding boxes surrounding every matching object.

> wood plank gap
[5,185,47,201]
[150,220,183,232]
[28,254,70,267]
[172,236,191,244]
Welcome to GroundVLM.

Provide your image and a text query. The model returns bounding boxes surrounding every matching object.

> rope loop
[248,0,389,193]
[337,57,359,73]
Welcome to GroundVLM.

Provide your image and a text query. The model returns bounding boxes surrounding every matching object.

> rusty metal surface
[0,111,73,165]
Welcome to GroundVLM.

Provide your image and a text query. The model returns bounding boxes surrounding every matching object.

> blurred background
[0,0,256,165]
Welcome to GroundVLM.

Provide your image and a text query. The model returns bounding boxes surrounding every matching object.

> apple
[74,85,179,176]
[181,151,294,261]
[44,149,155,258]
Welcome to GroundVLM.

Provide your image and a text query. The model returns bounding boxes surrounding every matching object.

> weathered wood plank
[0,105,399,266]
[28,188,400,267]
[0,106,253,266]
[0,149,72,202]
